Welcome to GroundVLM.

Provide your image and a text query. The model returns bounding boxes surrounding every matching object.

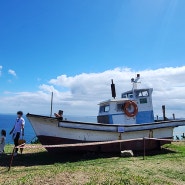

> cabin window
[128,94,133,98]
[104,105,110,112]
[121,93,133,98]
[122,94,127,98]
[99,105,110,113]
[117,104,123,112]
[140,98,147,104]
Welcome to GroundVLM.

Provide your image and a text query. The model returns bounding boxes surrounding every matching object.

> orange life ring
[123,100,138,117]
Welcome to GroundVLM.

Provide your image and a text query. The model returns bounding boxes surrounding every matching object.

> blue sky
[0,0,185,115]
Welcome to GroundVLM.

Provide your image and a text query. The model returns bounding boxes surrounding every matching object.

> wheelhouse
[97,75,154,125]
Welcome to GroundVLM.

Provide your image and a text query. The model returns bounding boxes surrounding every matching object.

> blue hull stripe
[136,110,154,124]
[108,111,154,124]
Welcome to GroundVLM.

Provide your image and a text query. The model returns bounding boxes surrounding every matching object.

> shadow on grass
[135,147,177,157]
[0,150,121,168]
[0,146,180,169]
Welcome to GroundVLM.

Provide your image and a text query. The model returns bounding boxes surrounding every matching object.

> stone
[120,150,134,157]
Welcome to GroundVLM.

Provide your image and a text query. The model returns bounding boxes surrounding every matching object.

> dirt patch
[33,171,90,185]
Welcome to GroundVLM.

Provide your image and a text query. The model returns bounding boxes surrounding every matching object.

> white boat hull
[27,114,185,153]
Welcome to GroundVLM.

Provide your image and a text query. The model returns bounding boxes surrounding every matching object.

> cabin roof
[99,98,128,105]
[122,88,153,95]
[98,88,153,105]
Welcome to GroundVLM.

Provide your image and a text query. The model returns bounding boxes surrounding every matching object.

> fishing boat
[27,74,185,153]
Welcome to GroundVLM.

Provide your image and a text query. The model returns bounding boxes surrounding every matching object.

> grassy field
[0,142,185,185]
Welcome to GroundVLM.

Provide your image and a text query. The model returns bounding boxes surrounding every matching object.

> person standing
[9,111,25,156]
[0,129,6,154]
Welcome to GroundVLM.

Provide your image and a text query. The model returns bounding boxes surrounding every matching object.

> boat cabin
[97,77,154,125]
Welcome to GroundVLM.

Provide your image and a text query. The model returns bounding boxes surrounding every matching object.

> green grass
[0,142,185,185]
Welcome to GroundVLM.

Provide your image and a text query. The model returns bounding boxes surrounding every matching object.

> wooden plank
[16,137,184,149]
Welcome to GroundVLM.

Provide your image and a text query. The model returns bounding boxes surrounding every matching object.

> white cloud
[1,66,185,118]
[8,69,16,76]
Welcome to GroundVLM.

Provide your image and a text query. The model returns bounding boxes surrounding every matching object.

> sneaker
[13,152,18,156]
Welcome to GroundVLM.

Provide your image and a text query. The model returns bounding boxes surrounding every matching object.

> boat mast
[131,74,140,98]
[50,91,53,117]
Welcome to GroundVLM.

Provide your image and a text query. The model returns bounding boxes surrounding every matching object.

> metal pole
[8,147,15,171]
[162,105,166,121]
[156,115,158,121]
[50,92,53,117]
[173,113,175,120]
[143,137,146,160]
[119,133,122,152]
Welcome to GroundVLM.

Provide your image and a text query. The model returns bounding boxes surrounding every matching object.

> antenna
[131,74,141,90]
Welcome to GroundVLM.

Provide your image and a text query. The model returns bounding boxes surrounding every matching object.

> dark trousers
[14,132,20,153]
